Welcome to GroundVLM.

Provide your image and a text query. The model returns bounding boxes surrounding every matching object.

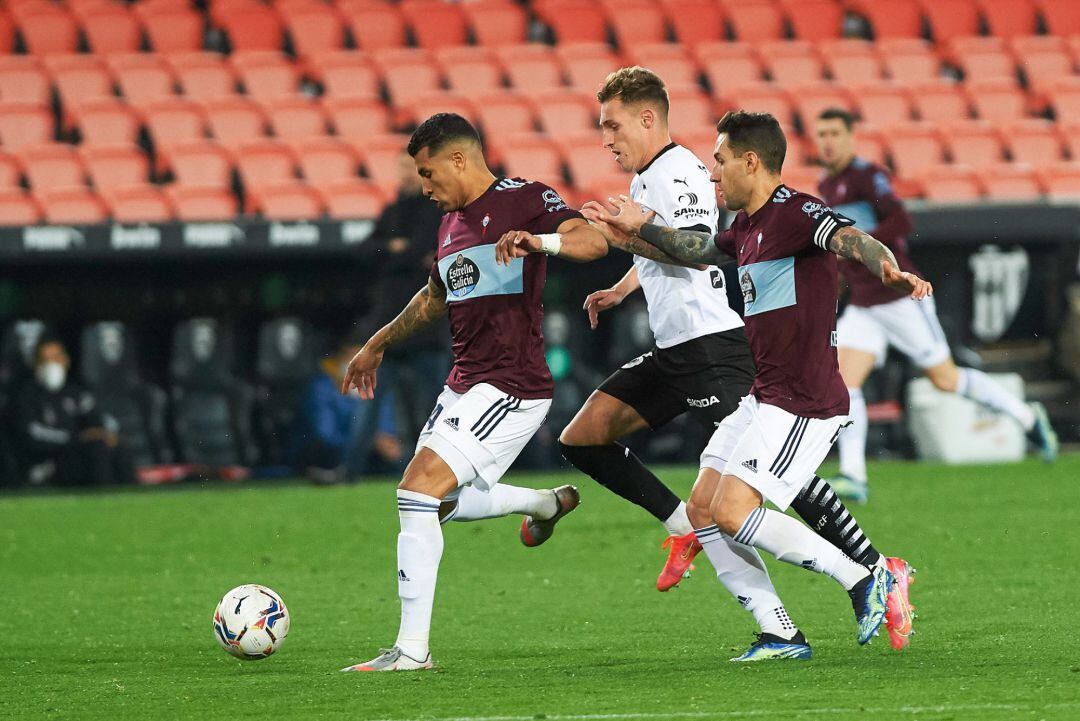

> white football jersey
[629,143,743,349]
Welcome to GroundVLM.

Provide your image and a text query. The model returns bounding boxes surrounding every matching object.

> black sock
[790,476,882,568]
[557,441,681,522]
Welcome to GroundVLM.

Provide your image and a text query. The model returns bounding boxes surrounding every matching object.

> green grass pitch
[2,456,1079,721]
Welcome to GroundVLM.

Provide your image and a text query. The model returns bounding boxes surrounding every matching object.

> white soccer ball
[212,584,290,660]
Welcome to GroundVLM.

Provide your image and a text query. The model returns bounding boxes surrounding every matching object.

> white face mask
[36,361,66,391]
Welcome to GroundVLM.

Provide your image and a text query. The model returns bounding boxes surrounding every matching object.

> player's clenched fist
[494,230,539,265]
[341,344,384,400]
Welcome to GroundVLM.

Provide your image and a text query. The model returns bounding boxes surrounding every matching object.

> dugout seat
[80,322,172,467]
[254,317,320,465]
[170,318,258,467]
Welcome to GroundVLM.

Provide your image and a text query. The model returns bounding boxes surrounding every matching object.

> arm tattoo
[607,231,704,268]
[639,223,728,265]
[373,277,447,350]
[828,226,899,280]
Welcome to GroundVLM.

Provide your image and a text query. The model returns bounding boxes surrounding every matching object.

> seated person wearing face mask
[10,336,136,487]
[287,335,404,484]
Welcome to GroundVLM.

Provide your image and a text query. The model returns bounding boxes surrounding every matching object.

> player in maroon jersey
[815,108,1057,507]
[339,114,608,672]
[589,111,930,658]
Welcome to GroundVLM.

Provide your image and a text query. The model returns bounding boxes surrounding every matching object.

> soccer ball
[212,584,290,660]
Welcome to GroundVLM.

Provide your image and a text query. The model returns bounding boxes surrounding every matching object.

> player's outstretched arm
[494,218,608,265]
[584,194,729,266]
[828,226,933,300]
[581,201,706,269]
[342,277,448,399]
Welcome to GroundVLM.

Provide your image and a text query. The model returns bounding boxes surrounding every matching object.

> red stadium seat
[308,52,380,101]
[854,84,915,126]
[783,164,825,195]
[251,182,323,219]
[820,40,884,85]
[1059,122,1080,161]
[0,11,14,55]
[218,4,284,52]
[19,7,79,55]
[46,56,114,122]
[674,129,720,170]
[792,84,854,129]
[724,0,786,42]
[1036,162,1080,200]
[1037,0,1080,35]
[560,132,622,189]
[494,133,564,179]
[142,98,206,149]
[166,185,238,220]
[759,41,826,88]
[661,0,725,46]
[72,99,141,146]
[1002,119,1064,166]
[880,39,941,83]
[909,80,972,123]
[942,121,1005,168]
[140,7,204,53]
[292,137,359,184]
[977,0,1038,40]
[347,133,409,194]
[233,52,300,99]
[918,164,982,202]
[316,178,386,219]
[783,0,845,41]
[967,79,1027,122]
[161,140,233,189]
[0,188,42,225]
[373,49,442,108]
[978,162,1041,201]
[203,98,268,147]
[400,92,478,127]
[557,44,624,95]
[581,171,635,207]
[497,45,564,94]
[1049,80,1080,124]
[0,150,20,186]
[171,53,238,99]
[628,45,701,92]
[0,57,50,104]
[607,2,667,46]
[854,0,922,39]
[435,47,505,98]
[1011,37,1075,95]
[235,140,298,194]
[884,123,946,179]
[474,92,538,138]
[694,43,766,92]
[667,88,716,131]
[950,38,1016,83]
[533,0,608,44]
[36,186,108,224]
[534,90,596,138]
[107,54,176,105]
[0,102,53,149]
[400,0,468,49]
[323,97,391,137]
[101,184,174,222]
[281,5,345,58]
[341,4,407,51]
[16,144,85,190]
[716,84,795,127]
[852,126,889,167]
[919,0,979,43]
[83,7,142,54]
[263,97,328,139]
[462,1,528,47]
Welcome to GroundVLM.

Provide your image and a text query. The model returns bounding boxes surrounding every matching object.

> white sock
[663,502,694,536]
[449,484,557,522]
[394,489,444,660]
[733,507,870,591]
[956,367,1035,430]
[694,524,798,640]
[838,387,868,483]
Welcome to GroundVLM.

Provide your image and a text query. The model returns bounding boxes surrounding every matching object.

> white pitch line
[367,701,1080,721]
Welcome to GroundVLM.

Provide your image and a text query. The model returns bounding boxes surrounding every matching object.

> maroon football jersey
[429,177,582,399]
[714,185,852,419]
[817,157,918,308]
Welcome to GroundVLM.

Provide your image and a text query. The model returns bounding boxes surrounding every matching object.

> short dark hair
[715,111,786,173]
[407,113,482,157]
[818,107,855,130]
[597,66,669,118]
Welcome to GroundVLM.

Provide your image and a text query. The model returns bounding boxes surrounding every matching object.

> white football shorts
[700,395,851,511]
[415,382,551,492]
[837,295,951,369]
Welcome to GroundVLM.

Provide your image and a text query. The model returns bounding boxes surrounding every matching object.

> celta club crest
[968,245,1029,342]
[740,269,757,305]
